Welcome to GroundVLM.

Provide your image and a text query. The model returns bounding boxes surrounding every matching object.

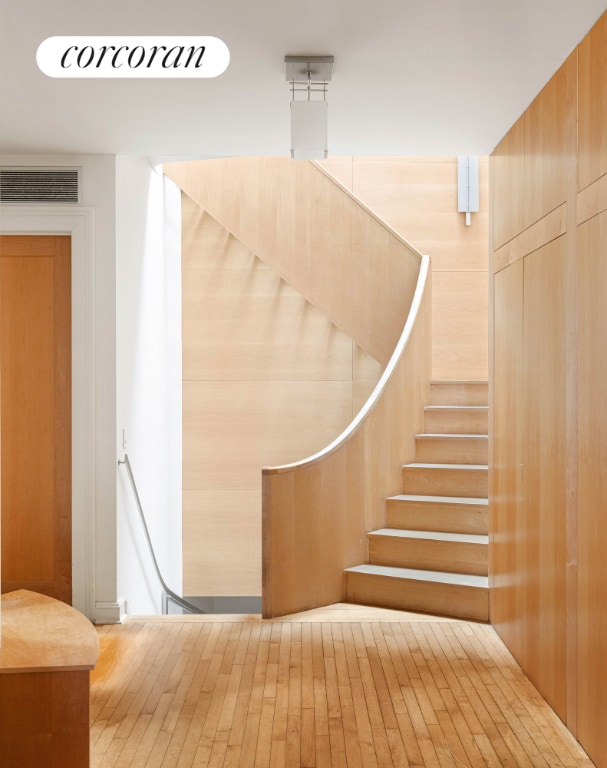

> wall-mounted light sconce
[285,55,334,160]
[458,156,479,226]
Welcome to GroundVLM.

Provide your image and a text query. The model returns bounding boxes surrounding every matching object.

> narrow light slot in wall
[457,156,479,226]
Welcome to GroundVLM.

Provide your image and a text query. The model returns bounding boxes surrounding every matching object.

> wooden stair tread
[404,463,488,470]
[369,528,488,545]
[425,405,488,410]
[388,494,488,505]
[417,433,487,438]
[345,564,488,588]
[430,381,488,406]
[430,379,488,387]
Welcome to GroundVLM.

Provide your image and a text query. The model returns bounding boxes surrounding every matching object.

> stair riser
[424,408,488,435]
[402,467,488,498]
[415,436,488,465]
[345,571,489,621]
[386,499,488,535]
[430,381,488,407]
[369,537,488,576]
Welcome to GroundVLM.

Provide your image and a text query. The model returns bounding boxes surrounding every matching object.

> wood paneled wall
[491,12,607,765]
[166,158,423,367]
[319,157,489,380]
[181,195,384,597]
[263,258,431,618]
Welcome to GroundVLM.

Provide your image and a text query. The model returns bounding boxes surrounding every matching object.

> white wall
[0,152,182,620]
[116,157,182,615]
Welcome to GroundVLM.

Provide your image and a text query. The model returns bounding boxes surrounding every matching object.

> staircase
[345,381,489,621]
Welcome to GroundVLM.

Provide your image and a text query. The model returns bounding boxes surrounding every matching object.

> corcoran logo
[37,36,230,78]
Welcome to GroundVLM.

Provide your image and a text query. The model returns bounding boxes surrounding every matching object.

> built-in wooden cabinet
[492,241,568,722]
[491,11,607,764]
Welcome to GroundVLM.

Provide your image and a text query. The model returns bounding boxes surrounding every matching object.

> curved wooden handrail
[262,254,432,618]
[263,254,430,476]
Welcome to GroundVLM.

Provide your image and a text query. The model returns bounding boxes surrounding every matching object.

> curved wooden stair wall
[165,158,485,621]
[262,255,432,617]
[164,157,423,366]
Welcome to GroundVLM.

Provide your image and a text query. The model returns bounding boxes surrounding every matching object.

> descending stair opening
[345,380,489,621]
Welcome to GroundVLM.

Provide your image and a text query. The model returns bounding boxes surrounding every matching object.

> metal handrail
[118,453,203,615]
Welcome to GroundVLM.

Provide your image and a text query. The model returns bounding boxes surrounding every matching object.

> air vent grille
[0,168,80,204]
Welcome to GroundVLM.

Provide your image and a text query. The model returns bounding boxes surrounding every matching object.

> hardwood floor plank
[286,714,302,768]
[254,699,275,767]
[89,617,594,768]
[300,708,316,768]
[271,678,289,743]
[227,630,259,746]
[315,734,331,768]
[301,624,315,710]
[349,677,379,768]
[313,676,329,738]
[327,716,348,768]
[237,713,260,768]
[338,684,364,768]
[340,622,362,679]
[323,656,341,719]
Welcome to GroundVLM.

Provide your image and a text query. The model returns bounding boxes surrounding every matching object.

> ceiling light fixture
[285,55,334,160]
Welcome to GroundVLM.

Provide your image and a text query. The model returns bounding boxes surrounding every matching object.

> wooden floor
[91,604,594,768]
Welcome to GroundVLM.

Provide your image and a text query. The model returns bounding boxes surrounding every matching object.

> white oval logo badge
[37,36,230,78]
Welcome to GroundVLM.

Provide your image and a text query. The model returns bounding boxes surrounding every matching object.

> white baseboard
[95,597,126,624]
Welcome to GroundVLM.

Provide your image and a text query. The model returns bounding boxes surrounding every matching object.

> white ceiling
[1,0,605,158]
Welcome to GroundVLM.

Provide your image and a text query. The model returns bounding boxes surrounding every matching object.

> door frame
[0,207,95,618]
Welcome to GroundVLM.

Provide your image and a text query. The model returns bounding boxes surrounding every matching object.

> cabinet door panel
[522,238,567,721]
[0,235,72,604]
[492,260,524,652]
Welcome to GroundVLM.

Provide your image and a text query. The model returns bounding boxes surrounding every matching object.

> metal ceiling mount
[284,55,334,84]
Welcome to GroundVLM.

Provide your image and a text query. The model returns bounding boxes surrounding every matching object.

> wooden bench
[0,589,99,768]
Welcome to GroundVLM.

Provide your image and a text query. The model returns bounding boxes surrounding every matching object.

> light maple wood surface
[180,199,385,597]
[493,203,567,273]
[166,158,423,366]
[491,259,524,657]
[578,10,607,191]
[577,172,607,224]
[577,211,607,767]
[0,235,71,604]
[319,156,489,381]
[429,381,488,406]
[492,116,526,251]
[368,531,488,576]
[521,240,568,721]
[262,258,431,618]
[491,55,573,733]
[523,52,577,229]
[90,613,594,768]
[490,11,607,766]
[423,405,489,435]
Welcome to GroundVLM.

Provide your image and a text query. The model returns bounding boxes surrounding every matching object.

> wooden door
[0,235,72,604]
